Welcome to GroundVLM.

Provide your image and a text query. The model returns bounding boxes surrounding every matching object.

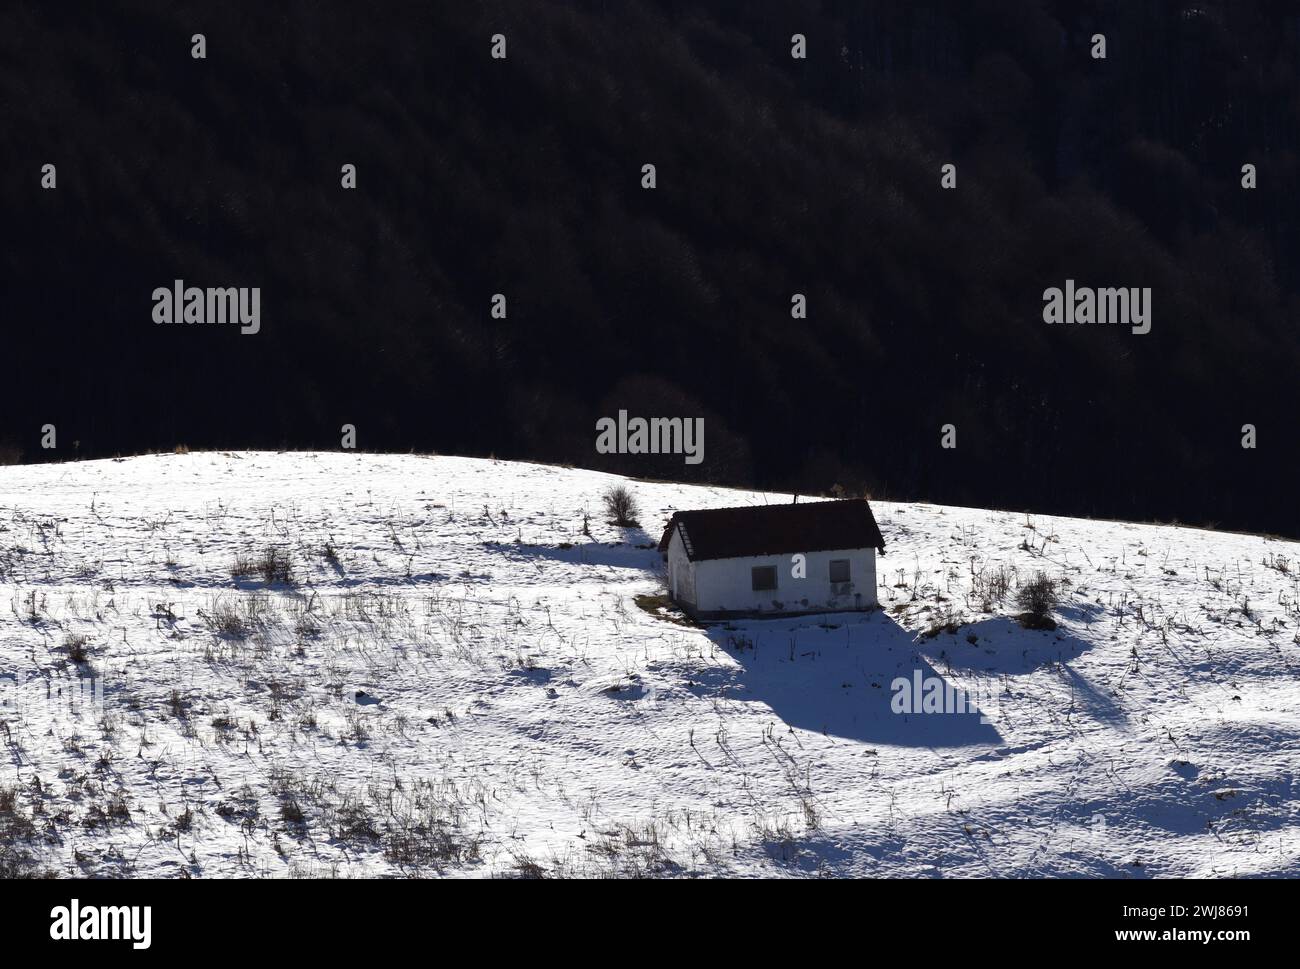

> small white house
[658,499,886,620]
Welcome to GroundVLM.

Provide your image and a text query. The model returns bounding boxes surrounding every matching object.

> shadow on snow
[692,612,1004,747]
[480,524,661,573]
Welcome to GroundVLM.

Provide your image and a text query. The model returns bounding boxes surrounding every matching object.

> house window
[829,559,851,583]
[751,565,777,592]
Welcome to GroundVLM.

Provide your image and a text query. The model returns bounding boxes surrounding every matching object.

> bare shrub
[601,485,640,527]
[1015,572,1060,629]
[62,633,92,663]
[232,547,293,585]
[206,599,247,639]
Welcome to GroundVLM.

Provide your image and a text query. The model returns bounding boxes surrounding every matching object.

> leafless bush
[62,633,91,663]
[601,486,640,527]
[232,546,294,585]
[1015,572,1060,629]
[206,599,247,638]
[510,854,548,878]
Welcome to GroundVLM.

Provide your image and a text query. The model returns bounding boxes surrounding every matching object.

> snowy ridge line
[0,451,1297,877]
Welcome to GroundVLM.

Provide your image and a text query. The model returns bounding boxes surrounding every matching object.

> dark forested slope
[3,1,1298,535]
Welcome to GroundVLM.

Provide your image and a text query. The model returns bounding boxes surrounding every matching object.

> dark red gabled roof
[658,498,886,562]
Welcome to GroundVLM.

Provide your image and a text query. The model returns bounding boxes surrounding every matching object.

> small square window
[751,565,777,592]
[829,559,851,583]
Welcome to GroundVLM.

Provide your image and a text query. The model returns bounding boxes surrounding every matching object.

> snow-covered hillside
[1,452,1296,877]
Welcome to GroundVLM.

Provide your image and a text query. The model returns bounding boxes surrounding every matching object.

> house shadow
[695,612,1003,747]
[912,613,1124,724]
[480,523,662,573]
[914,615,1096,675]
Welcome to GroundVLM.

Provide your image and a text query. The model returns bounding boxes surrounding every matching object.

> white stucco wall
[664,528,696,607]
[691,547,878,615]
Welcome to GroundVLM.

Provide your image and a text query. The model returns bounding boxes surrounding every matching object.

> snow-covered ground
[0,451,1296,877]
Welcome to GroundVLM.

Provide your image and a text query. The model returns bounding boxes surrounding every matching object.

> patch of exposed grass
[633,593,696,627]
